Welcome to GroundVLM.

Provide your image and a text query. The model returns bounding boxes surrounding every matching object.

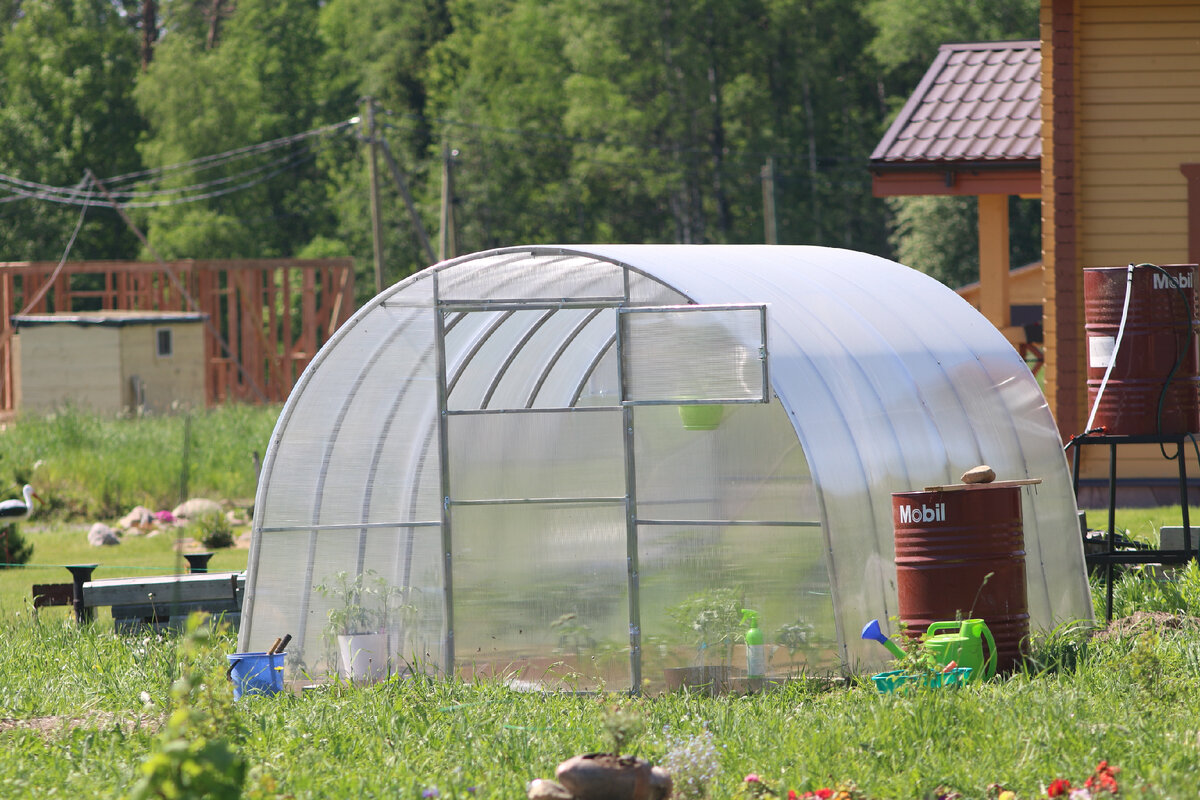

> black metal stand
[1068,432,1197,622]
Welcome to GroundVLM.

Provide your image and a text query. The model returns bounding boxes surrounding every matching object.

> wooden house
[873,1,1200,502]
[1041,0,1200,495]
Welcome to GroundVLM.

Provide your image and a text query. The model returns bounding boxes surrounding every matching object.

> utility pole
[364,97,385,294]
[439,142,457,261]
[761,156,778,245]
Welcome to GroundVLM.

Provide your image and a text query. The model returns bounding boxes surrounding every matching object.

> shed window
[155,328,173,358]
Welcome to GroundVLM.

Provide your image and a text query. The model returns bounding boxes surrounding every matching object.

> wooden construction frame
[0,257,355,412]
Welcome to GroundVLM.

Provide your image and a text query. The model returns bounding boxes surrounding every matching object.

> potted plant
[662,587,744,693]
[528,703,672,800]
[315,569,412,683]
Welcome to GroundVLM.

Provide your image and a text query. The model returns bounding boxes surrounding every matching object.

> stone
[88,523,120,547]
[171,498,223,519]
[527,779,574,800]
[961,465,996,484]
[117,506,154,529]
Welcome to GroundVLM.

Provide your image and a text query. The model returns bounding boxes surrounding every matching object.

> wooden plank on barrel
[922,478,1042,492]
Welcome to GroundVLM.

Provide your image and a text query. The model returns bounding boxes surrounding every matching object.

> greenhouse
[238,244,1093,691]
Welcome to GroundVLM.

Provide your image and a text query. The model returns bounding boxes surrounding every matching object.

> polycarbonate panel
[247,244,1091,679]
[634,402,818,524]
[482,309,613,409]
[532,308,618,407]
[583,243,1090,671]
[620,305,767,403]
[451,502,629,690]
[438,252,624,301]
[627,269,688,306]
[448,409,624,501]
[445,309,618,411]
[241,526,445,678]
[638,523,837,687]
[259,302,440,529]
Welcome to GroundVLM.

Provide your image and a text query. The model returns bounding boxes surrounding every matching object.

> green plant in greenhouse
[667,587,744,666]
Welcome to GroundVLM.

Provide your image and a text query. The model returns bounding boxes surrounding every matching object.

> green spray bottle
[741,609,765,678]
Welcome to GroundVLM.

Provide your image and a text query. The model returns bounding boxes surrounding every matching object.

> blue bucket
[226,651,285,700]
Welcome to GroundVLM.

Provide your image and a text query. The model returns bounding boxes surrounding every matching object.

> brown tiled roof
[871,41,1041,166]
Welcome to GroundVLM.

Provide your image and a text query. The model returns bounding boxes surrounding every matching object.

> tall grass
[2,605,1200,798]
[0,404,280,519]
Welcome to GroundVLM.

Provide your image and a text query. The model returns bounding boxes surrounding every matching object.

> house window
[156,328,173,358]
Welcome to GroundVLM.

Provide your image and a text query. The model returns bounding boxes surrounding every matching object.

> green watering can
[923,619,997,681]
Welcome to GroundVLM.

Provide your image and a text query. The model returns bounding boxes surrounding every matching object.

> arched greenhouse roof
[240,244,1091,689]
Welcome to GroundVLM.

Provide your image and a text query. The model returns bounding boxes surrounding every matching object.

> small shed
[239,245,1092,690]
[12,310,207,415]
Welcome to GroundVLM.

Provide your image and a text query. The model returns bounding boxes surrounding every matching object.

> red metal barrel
[1084,264,1200,436]
[893,485,1029,673]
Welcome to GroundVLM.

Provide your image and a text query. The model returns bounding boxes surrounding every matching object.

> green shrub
[0,523,32,568]
[191,510,235,550]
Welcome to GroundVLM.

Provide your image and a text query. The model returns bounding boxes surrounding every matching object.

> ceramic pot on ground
[555,753,672,800]
[336,632,389,682]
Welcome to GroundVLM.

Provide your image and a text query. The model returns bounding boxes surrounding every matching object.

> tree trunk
[140,0,157,70]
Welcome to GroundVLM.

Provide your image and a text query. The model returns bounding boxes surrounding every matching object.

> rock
[556,753,656,800]
[234,532,253,549]
[171,498,223,519]
[527,779,574,800]
[961,465,996,484]
[118,506,154,529]
[88,523,120,547]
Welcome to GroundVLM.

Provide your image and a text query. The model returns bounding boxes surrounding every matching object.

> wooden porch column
[978,194,1011,329]
[1183,163,1200,264]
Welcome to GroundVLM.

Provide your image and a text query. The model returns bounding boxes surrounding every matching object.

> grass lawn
[1,508,1198,798]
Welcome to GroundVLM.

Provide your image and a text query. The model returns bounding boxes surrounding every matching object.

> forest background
[0,0,1041,305]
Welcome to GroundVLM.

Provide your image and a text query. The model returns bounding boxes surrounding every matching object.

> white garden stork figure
[0,484,41,522]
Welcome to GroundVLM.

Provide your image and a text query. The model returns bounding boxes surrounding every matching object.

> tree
[317,0,452,293]
[0,0,143,261]
[135,0,340,261]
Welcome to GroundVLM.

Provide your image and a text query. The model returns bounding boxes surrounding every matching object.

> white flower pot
[336,633,390,683]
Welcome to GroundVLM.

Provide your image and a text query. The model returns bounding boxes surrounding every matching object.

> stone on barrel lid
[960,465,996,484]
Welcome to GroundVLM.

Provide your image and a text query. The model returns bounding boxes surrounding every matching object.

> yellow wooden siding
[1082,185,1187,203]
[1084,136,1200,153]
[119,325,206,414]
[1072,1,1200,481]
[16,327,123,414]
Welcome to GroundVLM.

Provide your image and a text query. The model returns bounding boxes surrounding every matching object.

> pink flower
[746,774,762,784]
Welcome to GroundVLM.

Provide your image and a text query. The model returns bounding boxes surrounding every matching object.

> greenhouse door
[435,290,766,691]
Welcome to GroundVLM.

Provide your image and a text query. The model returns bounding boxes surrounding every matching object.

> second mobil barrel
[893,484,1029,673]
[1084,263,1200,436]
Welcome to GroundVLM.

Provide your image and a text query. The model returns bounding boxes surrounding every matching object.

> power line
[0,119,354,208]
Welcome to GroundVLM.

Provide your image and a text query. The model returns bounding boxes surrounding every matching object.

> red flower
[1046,778,1071,797]
[815,790,833,799]
[1085,760,1120,795]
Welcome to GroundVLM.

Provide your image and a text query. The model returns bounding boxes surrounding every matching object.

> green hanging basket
[678,404,725,431]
